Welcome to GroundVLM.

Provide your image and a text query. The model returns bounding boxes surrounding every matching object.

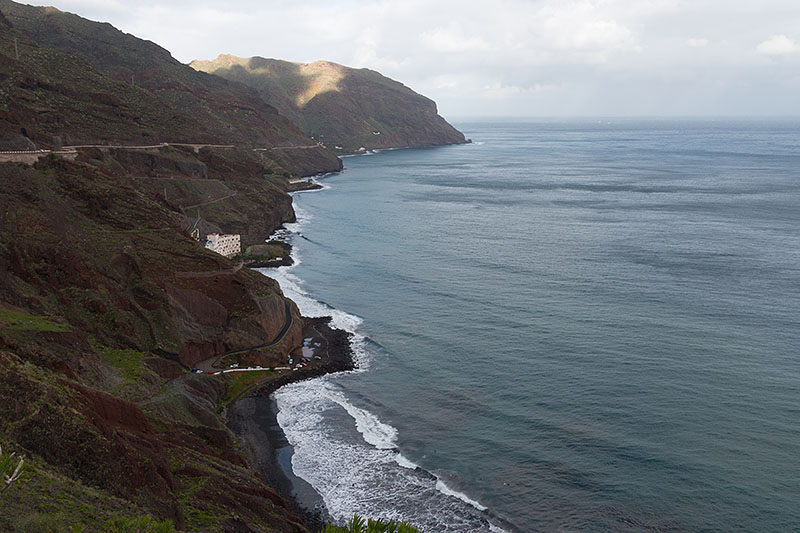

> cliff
[0,0,340,177]
[191,55,467,152]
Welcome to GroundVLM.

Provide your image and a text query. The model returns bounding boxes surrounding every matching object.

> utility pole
[14,37,19,60]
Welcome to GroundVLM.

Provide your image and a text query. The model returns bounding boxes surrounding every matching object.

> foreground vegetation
[324,515,422,533]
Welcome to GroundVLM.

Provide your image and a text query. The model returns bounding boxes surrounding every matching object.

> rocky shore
[226,317,355,530]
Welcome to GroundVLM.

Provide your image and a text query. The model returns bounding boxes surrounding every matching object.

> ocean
[261,119,800,532]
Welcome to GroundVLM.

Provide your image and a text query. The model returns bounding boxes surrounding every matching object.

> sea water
[262,120,800,532]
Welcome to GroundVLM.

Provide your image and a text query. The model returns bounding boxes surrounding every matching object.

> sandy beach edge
[225,317,355,530]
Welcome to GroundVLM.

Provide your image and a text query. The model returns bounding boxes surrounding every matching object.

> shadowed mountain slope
[0,0,339,157]
[191,54,467,152]
[0,10,202,149]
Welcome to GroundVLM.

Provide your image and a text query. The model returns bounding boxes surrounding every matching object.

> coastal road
[181,190,238,211]
[174,260,244,279]
[194,299,295,373]
[0,142,321,164]
[62,142,236,152]
[253,145,322,151]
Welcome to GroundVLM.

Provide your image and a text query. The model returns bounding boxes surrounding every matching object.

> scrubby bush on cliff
[324,514,422,533]
[0,444,26,494]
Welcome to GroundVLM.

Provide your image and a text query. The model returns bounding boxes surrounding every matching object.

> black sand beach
[226,317,355,530]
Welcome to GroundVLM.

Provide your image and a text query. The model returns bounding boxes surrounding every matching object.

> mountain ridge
[0,0,333,153]
[191,54,467,152]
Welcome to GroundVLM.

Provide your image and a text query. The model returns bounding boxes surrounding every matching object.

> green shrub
[0,308,70,333]
[15,513,64,533]
[100,348,146,380]
[323,514,422,533]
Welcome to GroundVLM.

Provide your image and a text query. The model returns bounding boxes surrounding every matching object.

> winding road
[194,300,294,373]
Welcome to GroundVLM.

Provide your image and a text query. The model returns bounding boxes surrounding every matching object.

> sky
[28,0,800,118]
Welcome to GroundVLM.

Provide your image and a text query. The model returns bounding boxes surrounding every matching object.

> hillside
[0,0,340,163]
[191,55,467,152]
[0,3,336,531]
[0,154,316,531]
[0,1,341,244]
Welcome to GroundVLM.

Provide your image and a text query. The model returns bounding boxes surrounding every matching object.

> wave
[324,388,397,449]
[274,379,505,532]
[435,480,487,512]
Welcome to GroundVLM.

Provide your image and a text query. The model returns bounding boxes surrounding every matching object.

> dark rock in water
[251,317,355,398]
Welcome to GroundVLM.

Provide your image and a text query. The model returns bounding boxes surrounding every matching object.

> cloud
[757,34,799,55]
[540,3,636,52]
[421,24,490,54]
[686,38,709,47]
[28,0,800,116]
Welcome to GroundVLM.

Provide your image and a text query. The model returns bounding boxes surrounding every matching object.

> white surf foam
[275,379,500,532]
[324,388,398,449]
[262,195,372,370]
[395,453,420,470]
[436,479,487,511]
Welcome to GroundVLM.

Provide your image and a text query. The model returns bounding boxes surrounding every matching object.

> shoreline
[225,141,475,530]
[226,316,355,530]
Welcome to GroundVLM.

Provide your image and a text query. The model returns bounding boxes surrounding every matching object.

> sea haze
[263,120,800,532]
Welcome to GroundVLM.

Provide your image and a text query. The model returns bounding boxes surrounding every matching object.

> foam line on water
[436,479,487,511]
[324,387,397,449]
[262,197,371,370]
[267,178,502,531]
[395,453,420,470]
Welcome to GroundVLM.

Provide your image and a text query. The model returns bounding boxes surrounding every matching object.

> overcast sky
[29,0,800,118]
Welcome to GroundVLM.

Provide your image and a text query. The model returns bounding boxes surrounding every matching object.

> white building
[204,233,241,258]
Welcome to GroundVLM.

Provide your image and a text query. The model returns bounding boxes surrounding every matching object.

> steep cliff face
[191,55,467,152]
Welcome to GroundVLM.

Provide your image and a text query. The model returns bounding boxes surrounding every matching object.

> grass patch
[100,348,146,380]
[175,475,219,531]
[183,505,218,532]
[0,308,71,333]
[105,515,177,533]
[219,370,274,408]
[242,241,289,264]
[0,456,154,533]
